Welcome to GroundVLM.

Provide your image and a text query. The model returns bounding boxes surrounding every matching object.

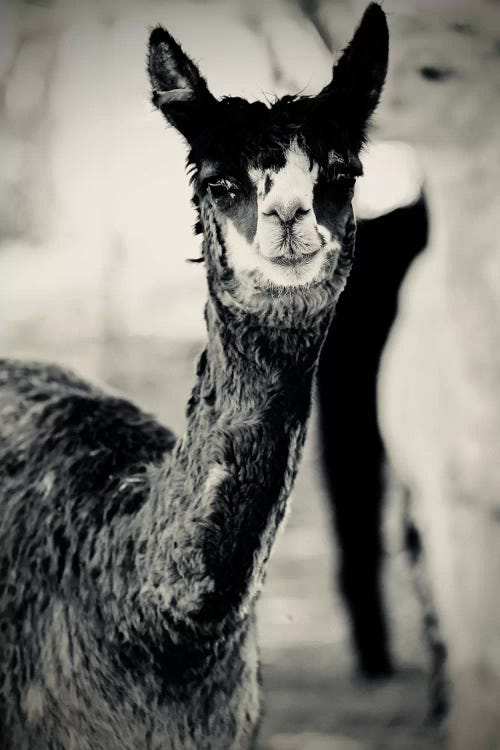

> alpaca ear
[148,26,217,141]
[318,3,389,150]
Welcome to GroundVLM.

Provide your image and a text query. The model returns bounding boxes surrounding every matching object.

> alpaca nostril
[262,205,311,223]
[295,208,311,219]
[262,209,279,219]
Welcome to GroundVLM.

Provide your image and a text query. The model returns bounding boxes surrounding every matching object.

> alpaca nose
[263,197,311,225]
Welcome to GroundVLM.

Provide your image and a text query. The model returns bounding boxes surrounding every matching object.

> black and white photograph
[0,0,499,747]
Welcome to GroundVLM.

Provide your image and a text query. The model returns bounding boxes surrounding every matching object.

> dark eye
[336,174,356,190]
[326,165,355,188]
[207,179,238,201]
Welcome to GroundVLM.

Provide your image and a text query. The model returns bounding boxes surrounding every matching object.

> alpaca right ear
[148,26,217,141]
[316,3,389,151]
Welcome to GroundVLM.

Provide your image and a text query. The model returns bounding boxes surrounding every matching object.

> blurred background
[1,0,499,747]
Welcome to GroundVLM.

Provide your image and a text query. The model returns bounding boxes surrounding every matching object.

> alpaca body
[0,303,330,749]
[379,198,500,746]
[0,354,281,750]
[369,8,500,740]
[318,188,429,678]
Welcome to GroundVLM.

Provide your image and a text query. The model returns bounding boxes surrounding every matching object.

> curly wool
[0,213,355,749]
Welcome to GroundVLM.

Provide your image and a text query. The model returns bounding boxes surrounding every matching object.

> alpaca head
[148,4,388,310]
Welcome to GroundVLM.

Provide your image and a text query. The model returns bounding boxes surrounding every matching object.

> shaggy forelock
[186,93,358,183]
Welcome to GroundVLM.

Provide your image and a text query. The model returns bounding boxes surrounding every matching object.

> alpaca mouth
[269,249,321,268]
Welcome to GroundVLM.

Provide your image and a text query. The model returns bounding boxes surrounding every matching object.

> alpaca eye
[326,165,355,187]
[337,174,356,189]
[208,179,237,201]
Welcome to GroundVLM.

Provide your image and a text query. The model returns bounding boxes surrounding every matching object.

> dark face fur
[148,4,388,296]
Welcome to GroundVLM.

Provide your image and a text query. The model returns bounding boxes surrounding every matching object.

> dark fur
[318,195,429,678]
[0,6,388,748]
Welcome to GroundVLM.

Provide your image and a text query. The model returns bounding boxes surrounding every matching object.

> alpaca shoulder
[0,358,176,552]
[0,358,176,471]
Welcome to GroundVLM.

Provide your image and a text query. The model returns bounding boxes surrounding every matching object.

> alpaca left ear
[318,3,389,150]
[148,26,218,142]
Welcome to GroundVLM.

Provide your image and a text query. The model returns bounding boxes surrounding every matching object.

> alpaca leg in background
[318,329,391,677]
[318,147,428,677]
[402,483,500,748]
[446,494,500,749]
[402,490,450,721]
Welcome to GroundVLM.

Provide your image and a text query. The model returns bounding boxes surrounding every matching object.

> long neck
[137,294,333,634]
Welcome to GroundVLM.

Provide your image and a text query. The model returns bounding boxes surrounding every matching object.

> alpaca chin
[224,218,340,290]
[259,247,335,289]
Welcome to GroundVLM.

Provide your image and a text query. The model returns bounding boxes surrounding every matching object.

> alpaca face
[148,3,388,292]
[197,138,360,288]
[225,143,335,288]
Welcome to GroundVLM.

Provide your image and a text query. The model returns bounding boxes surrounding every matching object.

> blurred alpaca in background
[372,6,500,748]
[318,157,429,679]
[316,12,500,745]
[378,69,500,750]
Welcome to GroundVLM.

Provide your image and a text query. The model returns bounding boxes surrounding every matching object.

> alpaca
[0,5,388,749]
[378,45,500,750]
[379,209,500,748]
[318,179,429,678]
[318,144,448,714]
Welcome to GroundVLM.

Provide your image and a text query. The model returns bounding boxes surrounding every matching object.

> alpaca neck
[138,291,333,633]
